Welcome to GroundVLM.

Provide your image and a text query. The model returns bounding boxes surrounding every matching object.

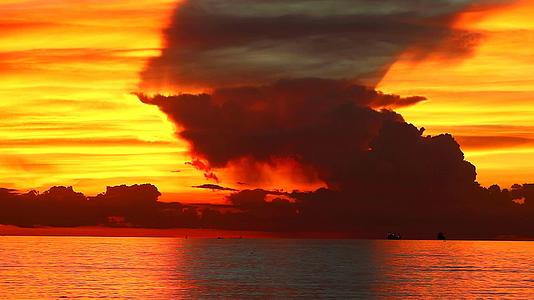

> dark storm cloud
[140,0,495,91]
[139,78,424,173]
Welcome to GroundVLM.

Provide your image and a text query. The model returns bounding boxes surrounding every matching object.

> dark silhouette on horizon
[387,233,402,240]
[0,183,532,239]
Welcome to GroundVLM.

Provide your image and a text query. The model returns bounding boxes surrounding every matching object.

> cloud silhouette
[193,184,238,192]
[0,184,194,228]
[211,180,533,238]
[139,79,425,175]
[140,0,491,92]
[186,159,220,182]
[140,79,476,195]
[0,182,531,238]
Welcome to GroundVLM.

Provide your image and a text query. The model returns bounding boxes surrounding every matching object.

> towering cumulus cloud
[139,79,426,176]
[135,0,532,238]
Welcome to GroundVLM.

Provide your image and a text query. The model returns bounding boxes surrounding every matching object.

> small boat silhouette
[437,232,446,240]
[387,233,402,240]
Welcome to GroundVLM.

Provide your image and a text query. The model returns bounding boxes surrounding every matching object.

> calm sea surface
[0,237,532,299]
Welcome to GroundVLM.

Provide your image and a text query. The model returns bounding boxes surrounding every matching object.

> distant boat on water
[437,232,447,240]
[387,233,402,240]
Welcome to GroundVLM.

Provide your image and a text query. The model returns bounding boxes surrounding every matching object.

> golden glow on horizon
[378,0,534,187]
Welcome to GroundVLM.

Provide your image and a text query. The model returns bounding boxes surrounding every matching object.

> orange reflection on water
[3,237,531,299]
[371,240,534,298]
[0,236,185,299]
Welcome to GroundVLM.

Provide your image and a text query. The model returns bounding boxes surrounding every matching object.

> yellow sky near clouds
[378,0,534,187]
[0,0,226,202]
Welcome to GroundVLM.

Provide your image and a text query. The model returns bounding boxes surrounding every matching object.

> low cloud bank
[0,183,531,239]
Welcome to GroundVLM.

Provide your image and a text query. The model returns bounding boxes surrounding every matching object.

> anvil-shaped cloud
[140,0,495,92]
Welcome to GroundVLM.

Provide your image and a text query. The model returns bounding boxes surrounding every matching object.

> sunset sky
[1,4,533,299]
[1,0,533,205]
[0,0,219,202]
[379,0,534,187]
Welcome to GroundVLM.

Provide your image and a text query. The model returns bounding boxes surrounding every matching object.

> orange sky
[0,0,532,202]
[0,0,208,202]
[378,0,534,187]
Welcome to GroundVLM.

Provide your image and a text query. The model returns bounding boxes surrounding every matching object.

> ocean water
[0,237,532,299]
